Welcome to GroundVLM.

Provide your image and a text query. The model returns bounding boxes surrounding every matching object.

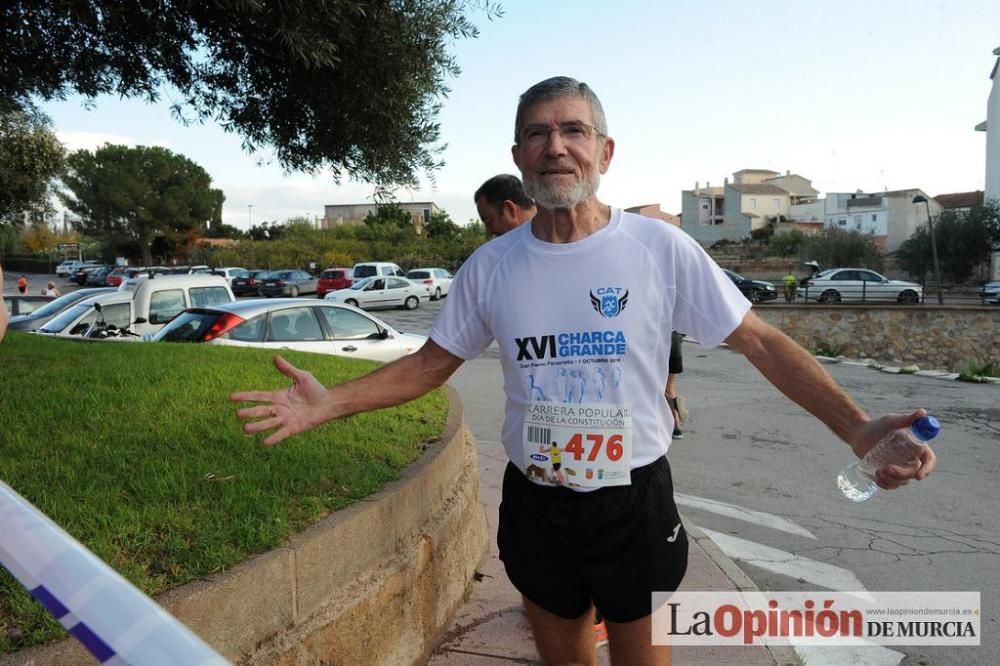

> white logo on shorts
[667,523,682,543]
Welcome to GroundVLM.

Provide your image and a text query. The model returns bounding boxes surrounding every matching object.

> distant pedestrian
[783,271,798,303]
[16,275,27,294]
[41,282,60,298]
[665,331,686,439]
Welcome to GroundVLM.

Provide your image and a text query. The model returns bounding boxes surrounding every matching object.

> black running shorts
[497,457,688,623]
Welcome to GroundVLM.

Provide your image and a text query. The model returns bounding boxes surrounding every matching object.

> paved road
[10,274,997,663]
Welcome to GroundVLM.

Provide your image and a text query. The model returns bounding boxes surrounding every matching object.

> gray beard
[525,173,600,210]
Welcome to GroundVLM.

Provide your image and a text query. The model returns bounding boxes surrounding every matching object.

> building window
[750,198,757,210]
[871,214,877,222]
[773,198,780,209]
[838,218,847,227]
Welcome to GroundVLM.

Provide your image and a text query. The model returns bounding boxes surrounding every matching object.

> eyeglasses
[519,122,604,148]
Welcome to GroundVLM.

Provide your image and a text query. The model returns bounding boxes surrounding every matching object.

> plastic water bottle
[837,415,940,502]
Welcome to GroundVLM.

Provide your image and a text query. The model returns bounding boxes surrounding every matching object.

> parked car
[324,276,431,310]
[104,266,128,287]
[259,270,318,297]
[85,266,113,286]
[977,280,1000,304]
[801,268,923,304]
[55,260,99,277]
[232,269,270,296]
[351,262,405,281]
[36,274,234,339]
[721,269,778,303]
[317,267,354,298]
[3,294,51,317]
[211,267,248,283]
[6,287,116,332]
[71,263,107,284]
[152,299,427,363]
[55,260,81,277]
[405,267,453,301]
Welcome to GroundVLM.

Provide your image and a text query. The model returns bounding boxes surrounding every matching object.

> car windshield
[353,265,377,279]
[407,271,430,279]
[349,278,374,290]
[39,301,95,333]
[155,311,223,341]
[22,290,93,317]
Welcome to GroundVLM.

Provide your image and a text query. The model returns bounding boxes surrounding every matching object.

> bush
[800,228,883,271]
[766,229,807,257]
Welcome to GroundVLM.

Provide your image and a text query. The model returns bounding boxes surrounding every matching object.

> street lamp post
[248,204,253,229]
[912,194,943,305]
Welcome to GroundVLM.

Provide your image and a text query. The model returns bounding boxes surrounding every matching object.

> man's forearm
[321,339,464,422]
[725,312,869,447]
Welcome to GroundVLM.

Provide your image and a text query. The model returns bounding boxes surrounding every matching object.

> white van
[36,274,234,339]
[351,262,405,283]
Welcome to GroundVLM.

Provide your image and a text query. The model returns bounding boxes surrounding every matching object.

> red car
[104,266,128,287]
[317,267,354,298]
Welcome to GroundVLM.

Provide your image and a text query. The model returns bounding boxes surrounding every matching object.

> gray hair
[514,76,608,144]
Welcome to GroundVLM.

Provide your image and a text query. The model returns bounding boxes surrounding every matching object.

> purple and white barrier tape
[0,481,228,665]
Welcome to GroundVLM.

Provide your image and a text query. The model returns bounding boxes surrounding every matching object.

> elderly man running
[233,76,936,666]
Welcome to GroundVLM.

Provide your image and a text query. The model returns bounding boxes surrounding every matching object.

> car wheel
[290,286,299,298]
[897,290,919,305]
[404,296,419,310]
[432,287,442,301]
[819,289,841,304]
[751,289,763,303]
[345,298,358,307]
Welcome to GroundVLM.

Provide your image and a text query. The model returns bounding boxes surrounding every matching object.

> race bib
[521,401,632,488]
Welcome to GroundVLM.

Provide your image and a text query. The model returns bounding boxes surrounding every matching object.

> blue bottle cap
[912,415,941,441]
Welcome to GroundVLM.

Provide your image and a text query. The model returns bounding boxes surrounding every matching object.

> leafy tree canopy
[426,209,461,240]
[896,201,1000,282]
[363,203,415,228]
[61,144,224,265]
[0,107,65,224]
[766,228,807,257]
[799,227,883,272]
[204,221,246,240]
[1,0,500,189]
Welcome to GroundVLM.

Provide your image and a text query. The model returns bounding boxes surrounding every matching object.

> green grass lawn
[0,332,447,653]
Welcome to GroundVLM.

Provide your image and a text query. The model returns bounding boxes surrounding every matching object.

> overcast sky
[43,0,1000,229]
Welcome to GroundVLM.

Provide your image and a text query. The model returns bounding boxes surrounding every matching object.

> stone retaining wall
[3,387,489,666]
[755,305,1000,371]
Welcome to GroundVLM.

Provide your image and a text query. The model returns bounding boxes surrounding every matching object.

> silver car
[324,276,431,310]
[405,267,454,301]
[802,268,922,304]
[152,298,427,362]
[977,280,1000,304]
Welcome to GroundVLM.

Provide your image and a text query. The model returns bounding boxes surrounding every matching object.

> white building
[976,46,1000,203]
[975,46,1000,279]
[818,189,940,253]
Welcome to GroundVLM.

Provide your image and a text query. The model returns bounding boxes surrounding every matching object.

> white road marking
[698,529,907,665]
[676,493,817,539]
[699,528,865,592]
[796,645,904,666]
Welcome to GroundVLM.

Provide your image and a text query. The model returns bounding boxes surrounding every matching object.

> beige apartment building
[321,201,442,231]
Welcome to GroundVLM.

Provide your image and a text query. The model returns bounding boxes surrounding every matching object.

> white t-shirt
[430,208,751,487]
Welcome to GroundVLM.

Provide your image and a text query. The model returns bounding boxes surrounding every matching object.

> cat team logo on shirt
[590,287,629,319]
